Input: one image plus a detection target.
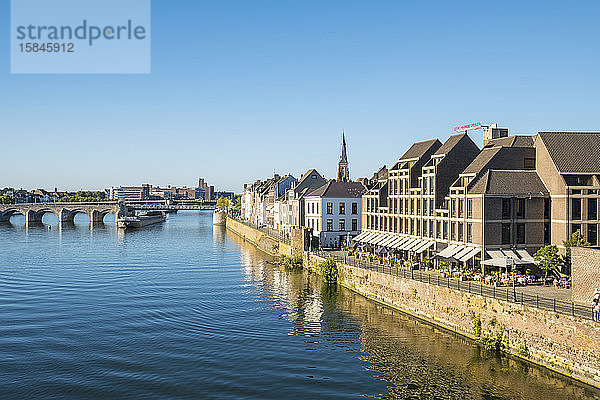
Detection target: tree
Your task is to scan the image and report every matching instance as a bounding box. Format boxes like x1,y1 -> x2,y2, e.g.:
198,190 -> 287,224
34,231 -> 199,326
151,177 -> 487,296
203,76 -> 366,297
562,229 -> 589,275
233,194 -> 242,210
216,196 -> 230,208
534,245 -> 561,280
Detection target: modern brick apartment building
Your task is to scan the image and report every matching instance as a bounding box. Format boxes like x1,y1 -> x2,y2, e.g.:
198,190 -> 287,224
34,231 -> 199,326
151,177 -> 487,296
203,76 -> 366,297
356,126 -> 600,266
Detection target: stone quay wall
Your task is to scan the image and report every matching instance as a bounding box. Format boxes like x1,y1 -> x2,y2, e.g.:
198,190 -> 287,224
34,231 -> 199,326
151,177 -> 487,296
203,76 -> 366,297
305,252 -> 600,389
225,217 -> 294,257
225,219 -> 600,388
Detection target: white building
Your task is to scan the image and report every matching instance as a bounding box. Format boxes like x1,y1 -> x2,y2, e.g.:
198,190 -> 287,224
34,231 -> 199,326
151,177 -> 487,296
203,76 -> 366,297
304,180 -> 366,248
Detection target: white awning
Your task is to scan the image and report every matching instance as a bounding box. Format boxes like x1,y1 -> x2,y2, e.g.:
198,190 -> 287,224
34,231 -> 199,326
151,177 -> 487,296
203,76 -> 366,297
405,239 -> 424,251
516,249 -> 535,262
391,237 -> 409,250
486,250 -> 505,259
356,231 -> 373,243
453,247 -> 473,261
416,241 -> 435,254
388,236 -> 404,249
501,249 -> 521,259
437,244 -> 460,258
458,247 -> 481,262
371,234 -> 388,246
381,235 -> 399,247
399,238 -> 417,250
352,231 -> 366,241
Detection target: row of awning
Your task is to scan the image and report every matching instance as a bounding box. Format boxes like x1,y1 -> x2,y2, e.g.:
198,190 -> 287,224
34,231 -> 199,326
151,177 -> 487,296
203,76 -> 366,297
486,249 -> 535,263
436,245 -> 481,262
353,230 -> 535,264
352,232 -> 435,254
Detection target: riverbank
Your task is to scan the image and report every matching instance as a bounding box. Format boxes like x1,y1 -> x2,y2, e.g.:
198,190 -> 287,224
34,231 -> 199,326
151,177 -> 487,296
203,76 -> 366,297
226,217 -> 600,389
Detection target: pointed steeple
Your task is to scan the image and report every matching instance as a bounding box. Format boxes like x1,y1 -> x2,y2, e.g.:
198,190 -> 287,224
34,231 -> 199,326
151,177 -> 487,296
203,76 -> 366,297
340,131 -> 348,163
337,131 -> 349,182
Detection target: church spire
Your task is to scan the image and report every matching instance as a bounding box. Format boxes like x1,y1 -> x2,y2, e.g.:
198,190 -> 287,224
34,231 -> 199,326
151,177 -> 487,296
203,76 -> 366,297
337,131 -> 349,182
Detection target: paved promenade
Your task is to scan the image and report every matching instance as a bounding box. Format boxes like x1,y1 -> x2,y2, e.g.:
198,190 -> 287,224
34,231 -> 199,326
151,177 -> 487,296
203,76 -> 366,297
316,249 -> 593,320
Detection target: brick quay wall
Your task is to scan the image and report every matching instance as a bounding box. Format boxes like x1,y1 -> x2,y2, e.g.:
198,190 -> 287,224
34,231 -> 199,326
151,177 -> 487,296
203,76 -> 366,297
226,218 -> 600,388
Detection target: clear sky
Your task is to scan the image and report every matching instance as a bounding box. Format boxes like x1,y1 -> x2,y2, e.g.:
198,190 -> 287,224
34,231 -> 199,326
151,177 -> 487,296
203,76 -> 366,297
1,1 -> 600,192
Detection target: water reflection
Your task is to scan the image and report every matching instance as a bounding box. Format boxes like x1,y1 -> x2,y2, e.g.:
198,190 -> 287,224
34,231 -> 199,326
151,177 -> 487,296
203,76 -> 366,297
230,233 -> 600,400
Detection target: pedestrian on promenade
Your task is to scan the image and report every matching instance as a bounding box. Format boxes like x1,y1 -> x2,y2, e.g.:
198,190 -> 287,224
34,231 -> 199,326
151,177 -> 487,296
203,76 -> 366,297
593,289 -> 600,321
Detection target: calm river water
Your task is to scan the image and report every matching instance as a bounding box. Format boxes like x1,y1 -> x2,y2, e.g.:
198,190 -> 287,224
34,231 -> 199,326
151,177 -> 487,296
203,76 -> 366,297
1,211 -> 599,399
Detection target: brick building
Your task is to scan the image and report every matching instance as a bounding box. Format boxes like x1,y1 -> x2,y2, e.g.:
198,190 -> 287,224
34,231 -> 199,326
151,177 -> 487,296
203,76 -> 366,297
355,127 -> 600,268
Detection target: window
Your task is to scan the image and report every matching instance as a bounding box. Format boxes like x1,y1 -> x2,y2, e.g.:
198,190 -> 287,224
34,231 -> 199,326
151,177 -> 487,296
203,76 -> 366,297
316,203 -> 319,214
410,199 -> 414,214
544,198 -> 550,219
416,199 -> 421,215
423,220 -> 428,236
502,199 -> 511,219
572,223 -> 581,235
327,202 -> 333,215
451,222 -> 456,240
458,199 -> 464,217
352,218 -> 358,231
467,199 -> 472,219
458,222 -> 463,241
352,202 -> 358,214
311,203 -> 314,214
502,223 -> 511,244
429,176 -> 434,194
467,223 -> 472,243
524,157 -> 535,169
516,198 -> 525,219
339,219 -> 345,231
589,224 -> 598,246
517,223 -> 525,244
572,198 -> 581,220
436,221 -> 441,238
452,199 -> 457,217
544,222 -> 550,245
589,198 -> 597,220
339,202 -> 345,215
326,219 -> 333,231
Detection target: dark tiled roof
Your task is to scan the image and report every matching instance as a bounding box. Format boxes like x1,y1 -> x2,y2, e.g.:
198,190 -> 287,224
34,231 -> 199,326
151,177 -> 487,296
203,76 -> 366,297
434,133 -> 468,155
306,180 -> 366,198
462,147 -> 502,174
295,169 -> 326,193
538,132 -> 600,173
484,135 -> 534,148
469,170 -> 549,195
399,139 -> 442,161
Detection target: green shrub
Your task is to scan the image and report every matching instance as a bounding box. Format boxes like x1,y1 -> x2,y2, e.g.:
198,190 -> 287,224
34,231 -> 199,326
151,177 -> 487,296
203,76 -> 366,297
282,254 -> 303,270
472,312 -> 482,337
318,258 -> 338,284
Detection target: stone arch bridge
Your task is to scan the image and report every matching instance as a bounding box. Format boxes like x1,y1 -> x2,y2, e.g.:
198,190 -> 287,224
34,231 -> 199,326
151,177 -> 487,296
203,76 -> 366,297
0,202 -> 130,225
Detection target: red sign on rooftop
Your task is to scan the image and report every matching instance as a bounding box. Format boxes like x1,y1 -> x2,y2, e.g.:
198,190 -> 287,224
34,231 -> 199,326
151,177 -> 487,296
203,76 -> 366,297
454,122 -> 482,132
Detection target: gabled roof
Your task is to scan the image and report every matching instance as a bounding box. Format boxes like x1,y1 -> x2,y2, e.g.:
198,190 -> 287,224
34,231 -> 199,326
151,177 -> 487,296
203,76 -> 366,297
306,180 -> 366,198
538,132 -> 600,173
295,168 -> 326,194
462,147 -> 503,175
434,133 -> 470,155
484,135 -> 534,148
469,170 -> 549,195
399,139 -> 442,161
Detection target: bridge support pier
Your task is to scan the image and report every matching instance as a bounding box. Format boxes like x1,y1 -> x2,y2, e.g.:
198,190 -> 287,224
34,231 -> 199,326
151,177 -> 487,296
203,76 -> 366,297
25,210 -> 43,226
90,210 -> 105,224
0,211 -> 10,223
58,209 -> 75,225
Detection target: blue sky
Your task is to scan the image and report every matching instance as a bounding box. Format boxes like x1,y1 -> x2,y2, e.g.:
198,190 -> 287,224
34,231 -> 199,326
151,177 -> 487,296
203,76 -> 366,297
1,1 -> 600,192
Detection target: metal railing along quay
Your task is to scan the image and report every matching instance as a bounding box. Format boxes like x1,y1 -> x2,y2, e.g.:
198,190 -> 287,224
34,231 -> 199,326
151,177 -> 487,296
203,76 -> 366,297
231,218 -> 291,245
312,249 -> 596,321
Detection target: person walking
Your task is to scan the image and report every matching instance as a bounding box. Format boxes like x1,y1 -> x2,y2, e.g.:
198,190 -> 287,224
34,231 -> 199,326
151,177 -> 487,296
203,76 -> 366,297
593,289 -> 600,321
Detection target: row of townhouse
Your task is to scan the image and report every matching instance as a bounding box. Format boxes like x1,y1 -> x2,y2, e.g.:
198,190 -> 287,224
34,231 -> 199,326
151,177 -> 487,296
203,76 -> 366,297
241,134 -> 368,247
356,125 -> 600,267
1,188 -> 71,204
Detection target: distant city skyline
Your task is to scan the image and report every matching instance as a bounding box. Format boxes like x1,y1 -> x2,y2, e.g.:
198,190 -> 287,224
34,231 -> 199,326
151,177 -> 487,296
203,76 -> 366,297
2,1 -> 600,191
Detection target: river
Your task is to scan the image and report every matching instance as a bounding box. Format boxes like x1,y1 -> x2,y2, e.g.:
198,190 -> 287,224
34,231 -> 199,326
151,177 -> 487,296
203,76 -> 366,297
0,211 -> 598,399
